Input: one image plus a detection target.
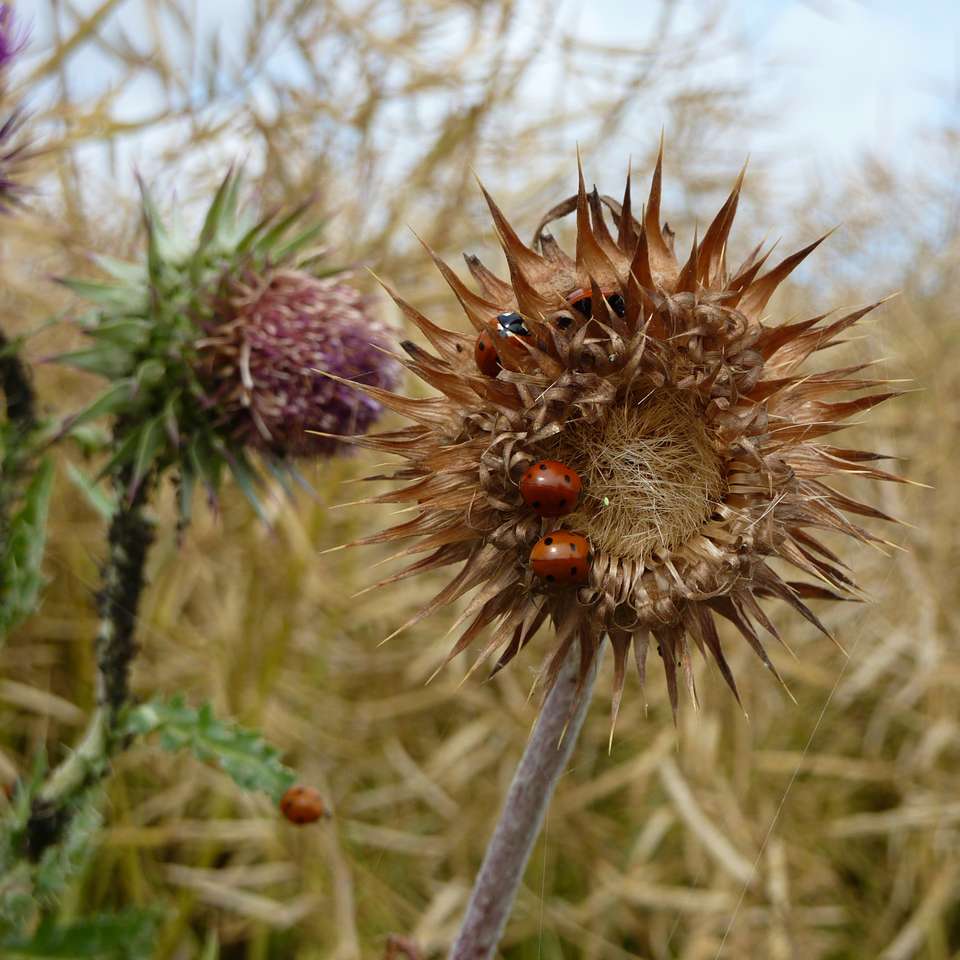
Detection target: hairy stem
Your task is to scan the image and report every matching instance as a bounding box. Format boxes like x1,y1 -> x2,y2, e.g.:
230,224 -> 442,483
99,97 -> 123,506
448,644 -> 601,960
26,481 -> 154,854
0,328 -> 37,435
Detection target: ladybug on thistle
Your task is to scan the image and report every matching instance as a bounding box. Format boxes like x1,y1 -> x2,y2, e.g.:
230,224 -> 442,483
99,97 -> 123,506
519,460 -> 582,517
530,531 -> 591,585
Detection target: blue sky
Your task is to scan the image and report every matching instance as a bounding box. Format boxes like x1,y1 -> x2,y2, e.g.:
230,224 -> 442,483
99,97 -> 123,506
23,0 -> 959,203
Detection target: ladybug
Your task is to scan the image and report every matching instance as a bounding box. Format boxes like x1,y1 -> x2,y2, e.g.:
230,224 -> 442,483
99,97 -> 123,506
530,531 -> 590,585
567,288 -> 626,320
280,784 -> 329,825
474,328 -> 502,376
495,311 -> 530,337
519,460 -> 582,517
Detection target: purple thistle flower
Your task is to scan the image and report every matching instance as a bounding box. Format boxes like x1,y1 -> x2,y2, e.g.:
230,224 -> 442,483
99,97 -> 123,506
0,111 -> 29,211
197,269 -> 400,457
0,5 -> 26,70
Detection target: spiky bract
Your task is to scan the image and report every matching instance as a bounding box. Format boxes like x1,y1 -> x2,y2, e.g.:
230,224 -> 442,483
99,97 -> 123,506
62,171 -> 395,522
346,146 -> 903,724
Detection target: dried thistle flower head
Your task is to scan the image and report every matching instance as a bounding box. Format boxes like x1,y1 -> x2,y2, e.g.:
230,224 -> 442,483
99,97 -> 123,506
61,170 -> 396,522
344,145 -> 904,725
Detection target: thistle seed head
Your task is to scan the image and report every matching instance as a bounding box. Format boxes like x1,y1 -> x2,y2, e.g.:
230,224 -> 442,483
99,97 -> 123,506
342,144 -> 905,725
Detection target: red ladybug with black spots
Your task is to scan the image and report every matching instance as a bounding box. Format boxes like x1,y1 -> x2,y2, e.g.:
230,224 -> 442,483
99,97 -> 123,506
519,460 -> 582,517
530,531 -> 591,585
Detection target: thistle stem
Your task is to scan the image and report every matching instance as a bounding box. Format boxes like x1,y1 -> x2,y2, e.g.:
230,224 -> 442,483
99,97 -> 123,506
0,328 -> 36,435
448,644 -> 601,960
27,480 -> 154,853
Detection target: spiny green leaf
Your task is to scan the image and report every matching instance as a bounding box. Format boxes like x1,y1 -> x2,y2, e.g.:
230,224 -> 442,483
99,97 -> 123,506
65,463 -> 117,522
95,429 -> 141,483
197,167 -> 240,254
272,220 -> 328,264
60,381 -> 134,437
0,908 -> 160,958
224,449 -> 267,522
251,197 -> 315,257
85,319 -> 152,350
129,417 -> 163,493
132,359 -> 165,391
58,278 -> 142,311
121,696 -> 295,801
56,347 -> 132,380
0,458 -> 54,636
187,436 -> 223,499
91,255 -> 144,286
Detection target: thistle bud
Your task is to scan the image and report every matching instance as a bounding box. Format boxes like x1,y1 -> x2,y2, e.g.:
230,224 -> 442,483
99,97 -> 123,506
60,171 -> 397,523
197,268 -> 397,458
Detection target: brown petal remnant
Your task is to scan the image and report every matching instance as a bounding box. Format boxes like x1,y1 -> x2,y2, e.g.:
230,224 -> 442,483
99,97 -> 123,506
341,146 -> 904,722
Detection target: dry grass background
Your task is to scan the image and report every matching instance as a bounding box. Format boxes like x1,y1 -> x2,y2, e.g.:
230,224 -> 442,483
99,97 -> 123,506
1,1 -> 958,957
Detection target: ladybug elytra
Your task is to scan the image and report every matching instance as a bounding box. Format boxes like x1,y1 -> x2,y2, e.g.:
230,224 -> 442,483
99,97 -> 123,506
280,784 -> 329,825
566,288 -> 626,320
474,328 -> 502,376
530,531 -> 590,585
519,460 -> 582,517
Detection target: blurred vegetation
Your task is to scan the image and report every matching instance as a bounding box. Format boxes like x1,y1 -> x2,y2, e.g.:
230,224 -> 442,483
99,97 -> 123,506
0,0 -> 957,957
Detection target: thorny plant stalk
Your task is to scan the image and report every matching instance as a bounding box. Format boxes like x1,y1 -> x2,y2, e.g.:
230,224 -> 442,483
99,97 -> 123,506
27,466 -> 154,853
0,329 -> 35,435
448,643 -> 601,960
0,326 -> 37,543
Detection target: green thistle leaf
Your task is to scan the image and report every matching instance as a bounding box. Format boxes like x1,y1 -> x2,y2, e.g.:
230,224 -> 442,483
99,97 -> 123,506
129,417 -> 163,492
56,347 -> 132,380
197,168 -> 239,254
121,696 -> 295,802
0,909 -> 160,958
61,381 -> 134,437
57,279 -> 142,312
91,255 -> 144,286
0,458 -> 54,636
65,463 -> 117,522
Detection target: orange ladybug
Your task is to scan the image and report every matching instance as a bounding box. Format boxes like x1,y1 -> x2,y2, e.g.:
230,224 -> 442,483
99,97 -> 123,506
474,328 -> 502,376
530,531 -> 590,585
567,288 -> 626,320
519,460 -> 582,517
280,784 -> 329,825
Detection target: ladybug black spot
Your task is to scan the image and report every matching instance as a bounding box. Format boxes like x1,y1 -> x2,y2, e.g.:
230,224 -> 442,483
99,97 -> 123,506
569,543 -> 576,552
539,463 -> 547,470
572,297 -> 592,317
478,342 -> 486,351
546,574 -> 555,582
544,537 -> 553,545
570,566 -> 578,576
564,475 -> 571,483
607,293 -> 626,318
556,315 -> 573,329
532,500 -> 541,508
